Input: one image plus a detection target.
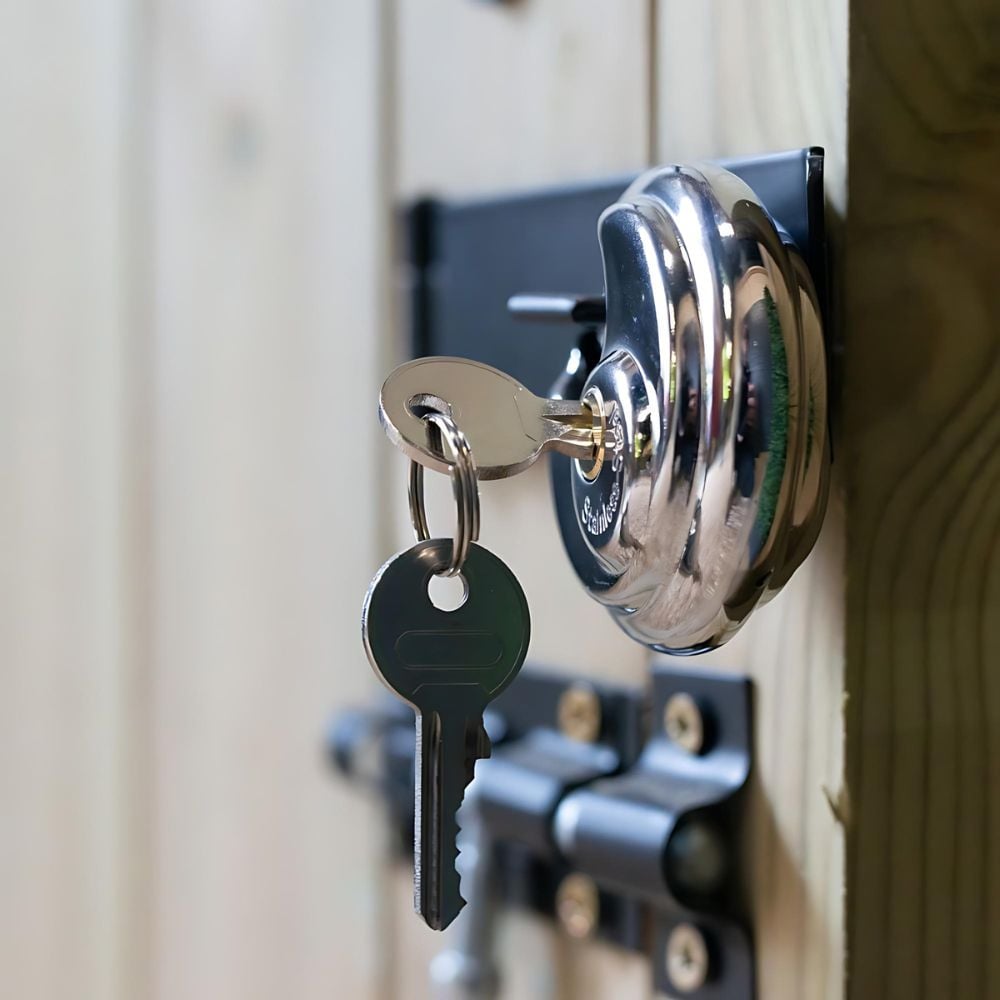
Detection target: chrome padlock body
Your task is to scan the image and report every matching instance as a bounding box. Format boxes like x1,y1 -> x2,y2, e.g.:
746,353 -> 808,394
553,163 -> 830,654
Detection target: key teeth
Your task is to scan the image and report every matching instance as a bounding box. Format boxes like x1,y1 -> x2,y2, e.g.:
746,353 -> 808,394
418,717 -> 494,932
435,813 -> 465,931
464,720 -> 493,787
444,722 -> 492,929
479,724 -> 493,761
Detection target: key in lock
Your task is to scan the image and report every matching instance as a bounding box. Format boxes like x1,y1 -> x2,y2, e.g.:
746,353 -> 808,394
379,161 -> 831,656
379,355 -> 606,481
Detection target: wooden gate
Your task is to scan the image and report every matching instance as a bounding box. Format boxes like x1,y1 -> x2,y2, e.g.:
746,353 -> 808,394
5,1 -> 999,998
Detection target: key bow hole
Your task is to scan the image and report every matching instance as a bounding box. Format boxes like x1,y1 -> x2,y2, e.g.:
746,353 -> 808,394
427,571 -> 468,612
407,394 -> 456,461
407,393 -> 452,421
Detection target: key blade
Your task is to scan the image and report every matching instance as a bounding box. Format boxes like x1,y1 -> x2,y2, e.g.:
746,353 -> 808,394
361,539 -> 530,931
379,357 -> 600,480
415,710 -> 491,931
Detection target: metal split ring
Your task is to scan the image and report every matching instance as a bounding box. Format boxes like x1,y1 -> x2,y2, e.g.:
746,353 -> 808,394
408,412 -> 480,577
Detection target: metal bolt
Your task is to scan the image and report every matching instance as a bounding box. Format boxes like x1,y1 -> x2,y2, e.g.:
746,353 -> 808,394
665,923 -> 710,993
665,819 -> 728,898
558,684 -> 602,743
555,873 -> 600,939
664,692 -> 705,754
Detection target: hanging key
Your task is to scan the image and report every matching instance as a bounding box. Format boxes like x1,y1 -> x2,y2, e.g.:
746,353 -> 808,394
362,538 -> 530,930
379,356 -> 606,481
363,409 -> 528,931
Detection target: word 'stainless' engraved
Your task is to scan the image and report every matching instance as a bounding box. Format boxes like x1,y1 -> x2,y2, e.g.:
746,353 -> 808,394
608,401 -> 626,474
580,402 -> 625,537
581,483 -> 621,536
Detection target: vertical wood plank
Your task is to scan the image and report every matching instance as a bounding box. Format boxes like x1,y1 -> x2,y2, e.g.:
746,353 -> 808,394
396,0 -> 654,199
655,3 -> 849,998
657,0 -> 848,209
389,2 -> 652,998
0,3 -> 136,999
149,3 -> 388,998
656,504 -> 846,1000
845,2 -> 1000,998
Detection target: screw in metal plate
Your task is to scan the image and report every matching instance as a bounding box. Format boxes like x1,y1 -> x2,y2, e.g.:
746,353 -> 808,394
665,922 -> 710,993
664,692 -> 705,754
555,873 -> 600,940
557,684 -> 602,743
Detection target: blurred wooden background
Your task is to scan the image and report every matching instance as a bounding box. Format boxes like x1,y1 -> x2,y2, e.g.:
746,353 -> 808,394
10,2 -> 994,999
0,1 -> 846,998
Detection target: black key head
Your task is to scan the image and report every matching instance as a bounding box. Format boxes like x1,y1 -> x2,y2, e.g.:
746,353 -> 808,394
362,540 -> 530,715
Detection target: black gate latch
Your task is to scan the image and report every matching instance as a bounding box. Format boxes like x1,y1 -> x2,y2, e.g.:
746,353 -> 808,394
330,664 -> 754,999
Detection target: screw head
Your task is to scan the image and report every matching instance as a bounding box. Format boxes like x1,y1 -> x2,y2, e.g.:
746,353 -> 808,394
558,684 -> 602,743
664,692 -> 705,754
665,922 -> 710,993
555,873 -> 600,939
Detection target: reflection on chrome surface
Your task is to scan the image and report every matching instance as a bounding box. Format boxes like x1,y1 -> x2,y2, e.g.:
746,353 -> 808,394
555,164 -> 830,653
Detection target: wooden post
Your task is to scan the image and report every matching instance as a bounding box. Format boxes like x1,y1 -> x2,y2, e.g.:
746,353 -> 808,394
845,3 -> 1000,998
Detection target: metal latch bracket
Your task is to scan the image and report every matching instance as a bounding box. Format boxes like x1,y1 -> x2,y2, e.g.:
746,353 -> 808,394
331,664 -> 754,997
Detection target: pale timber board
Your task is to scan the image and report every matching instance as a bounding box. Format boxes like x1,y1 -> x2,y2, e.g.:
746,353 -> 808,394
148,3 -> 388,999
388,1 -> 653,998
656,0 -> 848,213
844,3 -> 1000,998
654,500 -> 846,1000
0,4 -> 139,999
655,3 -> 849,998
395,0 -> 654,199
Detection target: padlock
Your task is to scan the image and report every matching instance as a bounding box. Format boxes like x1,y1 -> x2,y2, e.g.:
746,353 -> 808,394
380,161 -> 830,655
545,163 -> 830,653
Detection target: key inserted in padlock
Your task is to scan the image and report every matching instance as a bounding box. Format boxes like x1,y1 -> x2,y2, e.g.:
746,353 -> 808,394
379,356 -> 606,481
378,160 -> 830,656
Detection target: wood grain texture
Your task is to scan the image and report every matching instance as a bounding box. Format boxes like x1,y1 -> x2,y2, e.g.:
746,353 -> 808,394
656,0 -> 848,210
655,3 -> 849,997
148,3 -> 388,998
387,1 -> 851,997
395,0 -> 653,199
388,1 -> 653,996
845,3 -> 1000,998
657,499 -> 846,1000
0,5 -> 137,998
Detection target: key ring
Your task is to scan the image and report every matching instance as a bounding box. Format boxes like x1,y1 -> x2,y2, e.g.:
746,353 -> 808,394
408,411 -> 480,577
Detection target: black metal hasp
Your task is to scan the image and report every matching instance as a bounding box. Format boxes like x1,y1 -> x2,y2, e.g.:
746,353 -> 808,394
407,148 -> 825,400
553,667 -> 755,998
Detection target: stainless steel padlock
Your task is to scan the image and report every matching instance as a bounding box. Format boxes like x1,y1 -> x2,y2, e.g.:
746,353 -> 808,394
380,162 -> 830,655
547,162 -> 830,653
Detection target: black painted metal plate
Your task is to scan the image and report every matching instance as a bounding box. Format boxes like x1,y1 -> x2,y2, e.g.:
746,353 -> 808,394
406,148 -> 826,397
